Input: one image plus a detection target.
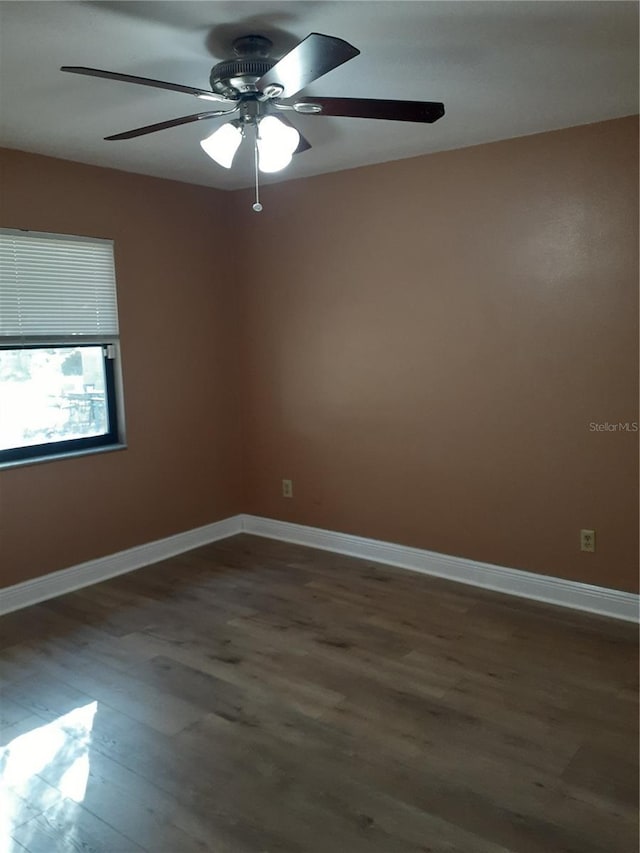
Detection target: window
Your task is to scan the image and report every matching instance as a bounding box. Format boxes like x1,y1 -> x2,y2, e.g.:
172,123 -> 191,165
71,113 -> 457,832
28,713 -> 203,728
0,229 -> 124,464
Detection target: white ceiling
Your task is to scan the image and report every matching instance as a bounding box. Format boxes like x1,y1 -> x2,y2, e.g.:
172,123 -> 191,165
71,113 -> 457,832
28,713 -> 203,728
0,1 -> 637,191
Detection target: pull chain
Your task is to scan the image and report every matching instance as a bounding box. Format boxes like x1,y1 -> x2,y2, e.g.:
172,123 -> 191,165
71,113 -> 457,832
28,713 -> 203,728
252,134 -> 262,213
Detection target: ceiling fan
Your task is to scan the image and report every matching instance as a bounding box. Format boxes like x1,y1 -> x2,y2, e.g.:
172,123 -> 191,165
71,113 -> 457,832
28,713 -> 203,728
61,32 -> 445,210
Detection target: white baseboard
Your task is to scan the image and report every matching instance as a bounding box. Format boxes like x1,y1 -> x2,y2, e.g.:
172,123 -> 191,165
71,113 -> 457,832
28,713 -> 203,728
240,515 -> 640,623
2,513 -> 637,623
0,515 -> 243,616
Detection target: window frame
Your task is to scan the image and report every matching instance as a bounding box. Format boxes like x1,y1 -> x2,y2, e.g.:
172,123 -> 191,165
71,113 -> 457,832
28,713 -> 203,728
0,341 -> 123,465
0,229 -> 126,467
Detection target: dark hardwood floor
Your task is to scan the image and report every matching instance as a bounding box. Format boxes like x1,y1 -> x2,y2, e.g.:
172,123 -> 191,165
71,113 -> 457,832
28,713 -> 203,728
1,534 -> 638,853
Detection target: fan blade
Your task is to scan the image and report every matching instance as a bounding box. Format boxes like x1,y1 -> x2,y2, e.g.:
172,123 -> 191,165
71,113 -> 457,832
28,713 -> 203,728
293,97 -> 445,123
60,66 -> 231,102
256,33 -> 359,99
104,109 -> 237,140
276,115 -> 312,154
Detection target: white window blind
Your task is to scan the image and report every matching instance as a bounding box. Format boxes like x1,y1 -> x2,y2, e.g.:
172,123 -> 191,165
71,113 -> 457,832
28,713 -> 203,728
0,229 -> 119,339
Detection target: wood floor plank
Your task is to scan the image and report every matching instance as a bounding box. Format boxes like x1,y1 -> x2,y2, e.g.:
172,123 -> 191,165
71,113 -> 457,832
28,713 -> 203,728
0,695 -> 37,731
37,746 -> 211,853
10,797 -> 145,853
3,646 -> 207,736
1,533 -> 637,852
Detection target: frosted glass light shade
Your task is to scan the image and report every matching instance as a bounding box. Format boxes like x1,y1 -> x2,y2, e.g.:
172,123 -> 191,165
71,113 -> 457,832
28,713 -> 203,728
257,116 -> 300,173
200,123 -> 242,168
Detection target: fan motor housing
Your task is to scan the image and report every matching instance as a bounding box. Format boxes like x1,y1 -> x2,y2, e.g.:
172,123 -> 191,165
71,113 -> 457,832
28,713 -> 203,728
209,58 -> 276,97
210,34 -> 276,98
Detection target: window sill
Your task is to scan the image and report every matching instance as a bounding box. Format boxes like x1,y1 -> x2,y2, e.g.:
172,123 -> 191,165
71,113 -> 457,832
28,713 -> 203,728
0,443 -> 127,471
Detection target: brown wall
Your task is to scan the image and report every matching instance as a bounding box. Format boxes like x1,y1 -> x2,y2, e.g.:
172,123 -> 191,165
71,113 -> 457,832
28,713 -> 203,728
237,117 -> 639,593
0,149 -> 243,588
2,117 -> 638,594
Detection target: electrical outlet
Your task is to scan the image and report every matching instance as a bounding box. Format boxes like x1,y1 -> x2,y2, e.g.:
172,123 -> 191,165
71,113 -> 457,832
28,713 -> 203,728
580,529 -> 596,553
282,479 -> 293,498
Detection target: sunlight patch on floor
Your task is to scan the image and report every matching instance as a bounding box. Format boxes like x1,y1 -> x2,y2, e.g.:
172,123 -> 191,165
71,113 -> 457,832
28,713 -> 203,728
0,701 -> 97,849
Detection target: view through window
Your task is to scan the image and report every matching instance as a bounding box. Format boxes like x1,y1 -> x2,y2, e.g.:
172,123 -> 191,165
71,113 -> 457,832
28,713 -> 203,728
0,346 -> 110,451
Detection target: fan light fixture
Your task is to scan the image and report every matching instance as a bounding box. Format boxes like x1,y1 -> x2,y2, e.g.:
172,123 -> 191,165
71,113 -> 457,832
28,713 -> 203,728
200,115 -> 299,173
257,116 -> 300,173
199,123 -> 242,168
